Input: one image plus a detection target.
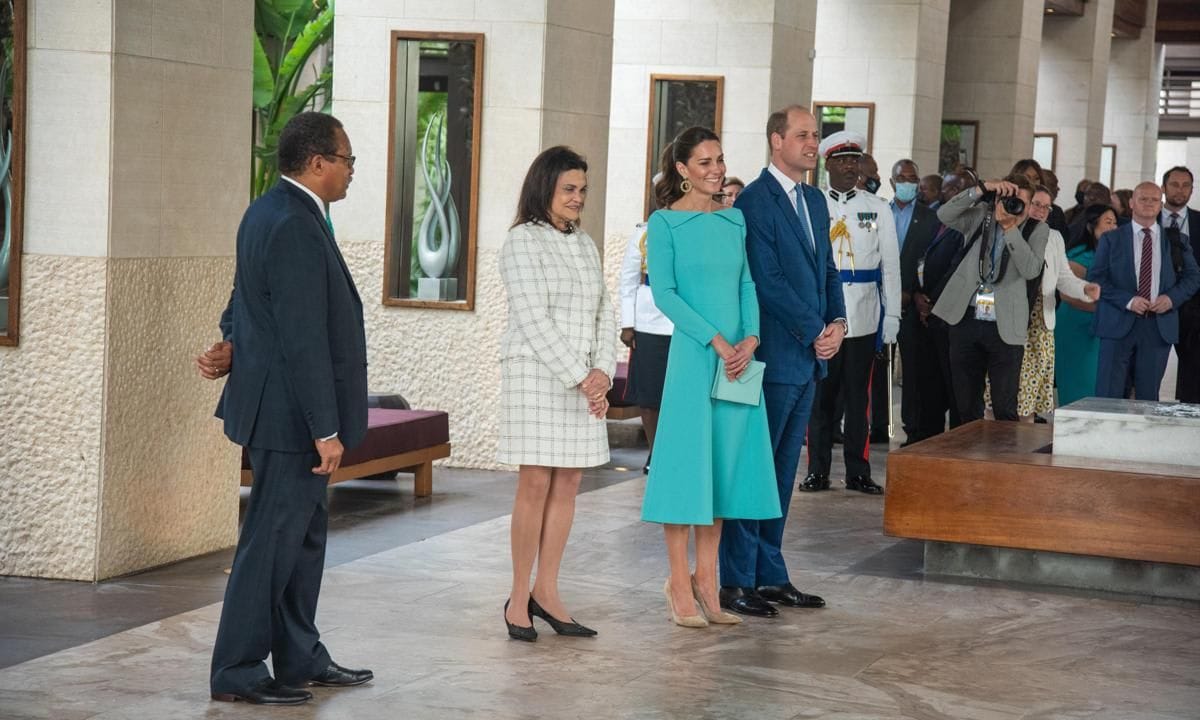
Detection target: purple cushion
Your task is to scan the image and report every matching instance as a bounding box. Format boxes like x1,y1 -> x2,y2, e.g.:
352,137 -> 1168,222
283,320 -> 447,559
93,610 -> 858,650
607,361 -> 632,406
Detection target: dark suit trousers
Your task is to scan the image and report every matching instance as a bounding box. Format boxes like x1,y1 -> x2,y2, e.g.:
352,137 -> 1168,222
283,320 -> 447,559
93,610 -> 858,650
720,379 -> 815,588
1176,304 -> 1200,403
870,346 -> 890,440
211,447 -> 332,693
899,310 -> 950,441
928,316 -> 961,429
948,313 -> 1024,423
1096,315 -> 1171,401
808,334 -> 876,478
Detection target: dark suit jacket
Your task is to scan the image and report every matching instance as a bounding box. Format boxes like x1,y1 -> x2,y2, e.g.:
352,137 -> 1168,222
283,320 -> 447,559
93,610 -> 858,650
1166,208 -> 1200,346
217,180 -> 368,453
735,167 -> 846,386
1087,222 -> 1200,345
897,201 -> 938,313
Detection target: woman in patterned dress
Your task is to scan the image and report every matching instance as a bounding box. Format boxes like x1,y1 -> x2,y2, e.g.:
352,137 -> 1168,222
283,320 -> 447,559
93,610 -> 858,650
498,147 -> 616,641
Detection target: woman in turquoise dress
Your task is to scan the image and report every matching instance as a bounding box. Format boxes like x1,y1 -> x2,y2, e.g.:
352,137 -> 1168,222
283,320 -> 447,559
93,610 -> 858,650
641,127 -> 781,629
1055,204 -> 1117,406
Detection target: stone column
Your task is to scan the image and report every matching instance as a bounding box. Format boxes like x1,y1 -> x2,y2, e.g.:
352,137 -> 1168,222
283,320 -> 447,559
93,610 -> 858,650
1,0 -> 250,580
1036,0 -> 1115,193
812,0 -> 950,180
943,0 -> 1045,179
1104,2 -> 1163,190
332,0 -> 615,470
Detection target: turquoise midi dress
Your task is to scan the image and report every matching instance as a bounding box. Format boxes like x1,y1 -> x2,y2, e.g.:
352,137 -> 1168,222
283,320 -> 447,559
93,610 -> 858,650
1054,245 -> 1099,407
640,208 -> 782,525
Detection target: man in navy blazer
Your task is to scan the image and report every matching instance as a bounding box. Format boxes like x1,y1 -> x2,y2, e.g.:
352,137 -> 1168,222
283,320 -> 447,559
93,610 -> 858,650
1161,166 -> 1200,402
197,113 -> 372,705
718,106 -> 847,618
1088,181 -> 1200,401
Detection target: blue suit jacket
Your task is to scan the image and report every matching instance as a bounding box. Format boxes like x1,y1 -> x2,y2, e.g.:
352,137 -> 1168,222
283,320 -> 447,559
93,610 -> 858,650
735,168 -> 846,385
1087,222 -> 1200,345
216,180 -> 368,452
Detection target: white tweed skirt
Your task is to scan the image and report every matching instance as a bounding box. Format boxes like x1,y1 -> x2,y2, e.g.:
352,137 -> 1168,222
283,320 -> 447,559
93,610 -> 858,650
498,357 -> 610,468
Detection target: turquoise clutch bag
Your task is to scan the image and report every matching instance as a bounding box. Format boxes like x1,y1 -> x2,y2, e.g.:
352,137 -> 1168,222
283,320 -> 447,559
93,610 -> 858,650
711,360 -> 765,406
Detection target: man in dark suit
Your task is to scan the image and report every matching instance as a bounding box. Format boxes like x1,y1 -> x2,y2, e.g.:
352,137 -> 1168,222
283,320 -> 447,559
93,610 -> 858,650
889,159 -> 944,444
1161,166 -> 1200,402
1090,181 -> 1200,401
196,112 -> 372,705
719,105 -> 846,618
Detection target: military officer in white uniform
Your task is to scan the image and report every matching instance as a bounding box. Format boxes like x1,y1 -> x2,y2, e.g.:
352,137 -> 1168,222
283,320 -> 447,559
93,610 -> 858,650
801,131 -> 901,495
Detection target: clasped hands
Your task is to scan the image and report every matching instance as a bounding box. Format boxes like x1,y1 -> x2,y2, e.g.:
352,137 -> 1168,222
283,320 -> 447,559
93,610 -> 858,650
196,341 -> 232,379
712,335 -> 758,381
1130,294 -> 1172,316
578,368 -> 611,419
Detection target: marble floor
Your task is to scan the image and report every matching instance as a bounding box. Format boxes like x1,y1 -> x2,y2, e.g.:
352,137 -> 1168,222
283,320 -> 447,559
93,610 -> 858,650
2,442 -> 1198,719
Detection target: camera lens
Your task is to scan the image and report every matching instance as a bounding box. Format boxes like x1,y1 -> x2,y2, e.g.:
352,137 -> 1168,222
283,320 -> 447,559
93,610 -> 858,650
1003,197 -> 1025,215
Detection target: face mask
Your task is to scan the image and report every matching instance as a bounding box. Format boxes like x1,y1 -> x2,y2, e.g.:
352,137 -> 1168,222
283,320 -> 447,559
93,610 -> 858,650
1075,190 -> 1085,205
863,177 -> 881,194
894,182 -> 918,203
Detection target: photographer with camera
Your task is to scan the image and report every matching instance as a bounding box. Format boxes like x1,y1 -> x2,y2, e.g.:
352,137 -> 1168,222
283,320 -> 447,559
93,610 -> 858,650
931,175 -> 1047,423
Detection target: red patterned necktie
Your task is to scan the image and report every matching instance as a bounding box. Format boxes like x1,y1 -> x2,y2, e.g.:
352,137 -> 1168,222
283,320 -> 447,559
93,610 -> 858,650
1137,227 -> 1153,300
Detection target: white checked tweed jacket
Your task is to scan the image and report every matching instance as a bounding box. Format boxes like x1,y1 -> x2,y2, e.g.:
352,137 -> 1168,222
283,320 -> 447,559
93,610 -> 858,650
498,222 -> 617,467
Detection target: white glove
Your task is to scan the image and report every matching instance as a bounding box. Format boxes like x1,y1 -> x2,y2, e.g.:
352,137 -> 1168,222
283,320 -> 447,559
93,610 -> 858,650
882,315 -> 900,345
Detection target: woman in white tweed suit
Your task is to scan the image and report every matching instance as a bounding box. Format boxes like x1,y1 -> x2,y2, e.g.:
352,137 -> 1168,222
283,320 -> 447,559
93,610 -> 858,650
499,146 -> 617,642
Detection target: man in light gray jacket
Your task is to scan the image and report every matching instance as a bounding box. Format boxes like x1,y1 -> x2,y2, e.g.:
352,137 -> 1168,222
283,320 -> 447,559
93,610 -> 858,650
932,174 -> 1047,423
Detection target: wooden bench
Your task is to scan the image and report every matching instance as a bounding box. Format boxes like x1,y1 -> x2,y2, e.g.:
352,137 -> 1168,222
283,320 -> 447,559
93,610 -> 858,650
606,360 -> 641,420
883,421 -> 1200,566
241,408 -> 451,497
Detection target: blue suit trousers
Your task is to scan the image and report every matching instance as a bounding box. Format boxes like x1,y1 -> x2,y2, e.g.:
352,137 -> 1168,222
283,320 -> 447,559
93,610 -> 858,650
719,380 -> 815,588
1095,315 -> 1171,401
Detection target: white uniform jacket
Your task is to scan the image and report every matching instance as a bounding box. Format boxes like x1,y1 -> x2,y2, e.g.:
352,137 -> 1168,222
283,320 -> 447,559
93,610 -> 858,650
823,188 -> 901,340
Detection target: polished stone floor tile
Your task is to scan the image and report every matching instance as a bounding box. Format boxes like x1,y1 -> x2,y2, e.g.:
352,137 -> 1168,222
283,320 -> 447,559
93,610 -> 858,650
1,441 -> 1197,719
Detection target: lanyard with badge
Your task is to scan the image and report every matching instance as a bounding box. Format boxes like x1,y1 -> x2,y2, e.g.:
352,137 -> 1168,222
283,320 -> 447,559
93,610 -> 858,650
973,215 -> 1008,322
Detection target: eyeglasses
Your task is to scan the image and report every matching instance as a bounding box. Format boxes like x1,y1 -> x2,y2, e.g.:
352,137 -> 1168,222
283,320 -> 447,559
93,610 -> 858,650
1030,202 -> 1052,211
325,153 -> 356,168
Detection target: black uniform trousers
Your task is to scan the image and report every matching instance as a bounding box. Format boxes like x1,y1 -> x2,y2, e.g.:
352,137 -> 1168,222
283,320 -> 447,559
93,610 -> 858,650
210,447 -> 332,694
928,316 -> 962,429
808,334 -> 877,478
869,346 -> 890,442
899,310 -> 951,441
948,311 -> 1024,423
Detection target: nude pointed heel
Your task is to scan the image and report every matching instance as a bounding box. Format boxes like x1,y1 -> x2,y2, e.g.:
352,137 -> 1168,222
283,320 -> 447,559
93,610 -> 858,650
691,576 -> 742,625
664,579 -> 708,628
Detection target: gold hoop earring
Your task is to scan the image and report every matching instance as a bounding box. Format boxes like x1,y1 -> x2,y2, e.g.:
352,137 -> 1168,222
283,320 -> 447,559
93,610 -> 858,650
680,178 -> 693,194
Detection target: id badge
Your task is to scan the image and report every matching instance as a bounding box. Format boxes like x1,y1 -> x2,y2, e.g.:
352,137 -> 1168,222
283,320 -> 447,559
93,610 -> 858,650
974,289 -> 997,322
917,258 -> 926,288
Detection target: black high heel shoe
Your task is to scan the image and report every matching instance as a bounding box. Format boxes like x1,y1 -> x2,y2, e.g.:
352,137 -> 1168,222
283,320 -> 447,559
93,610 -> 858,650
528,597 -> 598,637
504,599 -> 537,642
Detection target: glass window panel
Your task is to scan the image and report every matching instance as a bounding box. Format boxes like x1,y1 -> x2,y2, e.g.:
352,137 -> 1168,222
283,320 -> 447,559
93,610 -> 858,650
1,0 -> 25,344
644,75 -> 723,214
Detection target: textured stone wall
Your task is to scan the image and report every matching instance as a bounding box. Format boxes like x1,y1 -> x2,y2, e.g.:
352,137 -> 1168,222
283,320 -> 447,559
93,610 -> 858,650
96,257 -> 239,580
0,255 -> 107,580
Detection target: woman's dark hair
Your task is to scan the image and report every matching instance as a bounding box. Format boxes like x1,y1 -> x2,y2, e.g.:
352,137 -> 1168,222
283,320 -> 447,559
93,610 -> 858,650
1071,203 -> 1115,252
512,146 -> 588,230
1010,158 -> 1043,184
722,176 -> 745,190
278,112 -> 344,175
1114,188 -> 1133,218
654,126 -> 721,209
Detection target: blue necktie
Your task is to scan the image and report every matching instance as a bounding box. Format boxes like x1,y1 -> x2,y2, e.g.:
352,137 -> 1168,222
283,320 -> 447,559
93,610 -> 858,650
794,183 -> 813,248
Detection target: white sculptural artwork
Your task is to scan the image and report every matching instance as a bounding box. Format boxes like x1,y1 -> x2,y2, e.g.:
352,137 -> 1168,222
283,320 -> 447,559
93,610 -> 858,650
415,111 -> 461,300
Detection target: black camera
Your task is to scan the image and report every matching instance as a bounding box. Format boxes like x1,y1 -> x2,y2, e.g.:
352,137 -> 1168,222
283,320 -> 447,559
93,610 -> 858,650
979,190 -> 1025,216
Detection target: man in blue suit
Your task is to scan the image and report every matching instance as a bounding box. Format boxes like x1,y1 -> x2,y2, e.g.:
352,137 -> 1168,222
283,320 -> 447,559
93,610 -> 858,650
197,113 -> 372,705
1088,181 -> 1200,401
719,106 -> 847,617
1160,166 -> 1200,402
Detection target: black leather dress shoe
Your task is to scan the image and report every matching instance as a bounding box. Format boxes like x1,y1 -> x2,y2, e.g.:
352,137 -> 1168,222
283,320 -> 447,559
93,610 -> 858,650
718,587 -> 778,617
212,679 -> 312,705
529,597 -> 597,637
798,473 -> 831,492
756,583 -> 826,608
308,662 -> 374,687
845,475 -> 884,495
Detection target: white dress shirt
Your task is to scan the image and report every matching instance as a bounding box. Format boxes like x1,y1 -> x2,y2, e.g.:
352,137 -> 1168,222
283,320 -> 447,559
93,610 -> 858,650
618,223 -> 674,335
1129,220 -> 1162,304
767,163 -> 815,248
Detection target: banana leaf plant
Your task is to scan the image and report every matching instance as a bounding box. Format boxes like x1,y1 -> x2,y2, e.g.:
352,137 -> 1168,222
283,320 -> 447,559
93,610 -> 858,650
251,0 -> 334,200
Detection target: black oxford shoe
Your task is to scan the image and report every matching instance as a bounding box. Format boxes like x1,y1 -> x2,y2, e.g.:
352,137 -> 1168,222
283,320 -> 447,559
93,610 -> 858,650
799,473 -> 831,492
844,475 -> 884,495
719,587 -> 778,617
308,662 -> 374,687
756,583 -> 826,608
211,679 -> 312,705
